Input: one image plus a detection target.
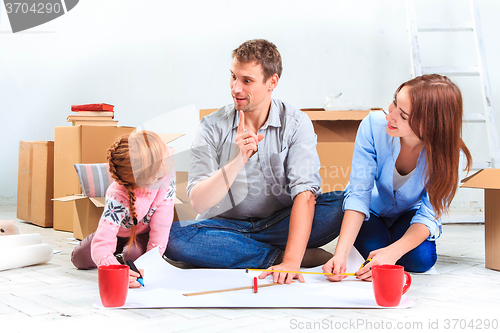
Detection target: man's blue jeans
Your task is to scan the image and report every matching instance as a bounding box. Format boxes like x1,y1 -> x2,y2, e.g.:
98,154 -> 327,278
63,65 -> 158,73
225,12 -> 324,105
165,191 -> 345,269
353,209 -> 437,273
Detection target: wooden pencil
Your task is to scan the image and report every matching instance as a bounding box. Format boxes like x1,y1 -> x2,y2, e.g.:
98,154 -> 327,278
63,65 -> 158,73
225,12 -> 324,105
183,282 -> 284,297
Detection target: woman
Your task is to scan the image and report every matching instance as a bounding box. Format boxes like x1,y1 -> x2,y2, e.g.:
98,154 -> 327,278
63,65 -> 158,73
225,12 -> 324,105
323,74 -> 472,281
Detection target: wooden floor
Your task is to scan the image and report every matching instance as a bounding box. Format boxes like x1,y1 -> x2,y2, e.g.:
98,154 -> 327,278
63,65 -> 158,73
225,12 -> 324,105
1,200 -> 499,332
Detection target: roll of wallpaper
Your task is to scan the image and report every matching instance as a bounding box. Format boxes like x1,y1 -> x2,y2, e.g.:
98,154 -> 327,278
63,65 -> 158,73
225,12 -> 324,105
0,234 -> 42,249
0,243 -> 54,271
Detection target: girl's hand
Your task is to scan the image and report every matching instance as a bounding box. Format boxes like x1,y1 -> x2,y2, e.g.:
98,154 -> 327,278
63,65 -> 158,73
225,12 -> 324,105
322,255 -> 349,282
355,247 -> 400,281
129,268 -> 144,288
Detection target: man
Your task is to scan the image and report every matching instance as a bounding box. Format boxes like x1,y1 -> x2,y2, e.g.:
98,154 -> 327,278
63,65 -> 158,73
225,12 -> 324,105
165,39 -> 344,284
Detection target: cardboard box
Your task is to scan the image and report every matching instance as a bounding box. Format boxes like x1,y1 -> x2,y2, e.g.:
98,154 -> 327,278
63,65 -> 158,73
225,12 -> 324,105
200,108 -> 218,120
301,109 -> 370,192
173,171 -> 198,222
17,141 -> 54,227
199,108 -> 371,192
53,125 -> 135,232
461,169 -> 500,271
52,195 -> 105,240
53,133 -> 185,239
54,173 -> 189,240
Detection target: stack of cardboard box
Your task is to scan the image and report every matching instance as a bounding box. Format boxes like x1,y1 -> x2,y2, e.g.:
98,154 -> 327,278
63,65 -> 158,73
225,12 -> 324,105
52,125 -> 135,237
16,103 -> 135,239
52,132 -> 186,240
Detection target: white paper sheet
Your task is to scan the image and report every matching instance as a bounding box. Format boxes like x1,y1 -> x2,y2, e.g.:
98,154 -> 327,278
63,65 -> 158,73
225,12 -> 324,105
94,247 -> 414,309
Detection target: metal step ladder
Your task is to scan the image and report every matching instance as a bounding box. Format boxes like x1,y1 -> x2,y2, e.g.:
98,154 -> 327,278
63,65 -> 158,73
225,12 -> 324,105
406,0 -> 500,169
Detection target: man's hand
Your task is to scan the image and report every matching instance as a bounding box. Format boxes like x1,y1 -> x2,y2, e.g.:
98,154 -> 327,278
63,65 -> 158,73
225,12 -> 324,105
257,192 -> 316,285
234,111 -> 264,163
258,261 -> 305,284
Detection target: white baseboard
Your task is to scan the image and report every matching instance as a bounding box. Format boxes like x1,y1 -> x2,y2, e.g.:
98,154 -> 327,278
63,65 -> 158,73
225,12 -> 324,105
442,211 -> 484,224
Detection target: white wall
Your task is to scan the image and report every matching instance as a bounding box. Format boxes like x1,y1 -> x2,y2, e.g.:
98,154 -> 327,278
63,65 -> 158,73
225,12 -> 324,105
1,0 -> 499,213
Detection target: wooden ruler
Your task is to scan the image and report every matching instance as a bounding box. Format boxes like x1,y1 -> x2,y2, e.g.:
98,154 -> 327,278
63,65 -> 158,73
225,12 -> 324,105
183,282 -> 291,297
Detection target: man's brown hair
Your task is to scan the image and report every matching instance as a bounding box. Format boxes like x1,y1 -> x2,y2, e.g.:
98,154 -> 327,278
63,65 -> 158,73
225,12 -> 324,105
232,39 -> 282,81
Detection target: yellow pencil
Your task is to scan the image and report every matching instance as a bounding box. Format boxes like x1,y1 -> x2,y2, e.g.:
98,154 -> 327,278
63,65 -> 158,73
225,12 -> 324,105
359,258 -> 372,270
245,268 -> 356,276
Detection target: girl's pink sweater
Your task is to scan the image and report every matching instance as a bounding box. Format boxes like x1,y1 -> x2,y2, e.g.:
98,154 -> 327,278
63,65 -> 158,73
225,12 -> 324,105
91,169 -> 176,266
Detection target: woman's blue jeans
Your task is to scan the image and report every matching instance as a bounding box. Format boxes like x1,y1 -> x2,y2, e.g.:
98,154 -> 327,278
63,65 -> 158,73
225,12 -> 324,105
353,209 -> 437,273
165,191 -> 345,269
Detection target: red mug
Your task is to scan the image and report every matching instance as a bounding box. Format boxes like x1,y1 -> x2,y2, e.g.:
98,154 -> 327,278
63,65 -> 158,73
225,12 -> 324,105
98,264 -> 129,307
372,264 -> 411,307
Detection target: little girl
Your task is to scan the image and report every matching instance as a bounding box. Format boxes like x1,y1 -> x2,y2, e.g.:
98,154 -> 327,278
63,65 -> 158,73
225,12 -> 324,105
71,130 -> 176,287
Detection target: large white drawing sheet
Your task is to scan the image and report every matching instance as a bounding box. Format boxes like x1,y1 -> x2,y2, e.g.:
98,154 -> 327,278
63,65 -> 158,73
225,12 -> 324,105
95,247 -> 414,309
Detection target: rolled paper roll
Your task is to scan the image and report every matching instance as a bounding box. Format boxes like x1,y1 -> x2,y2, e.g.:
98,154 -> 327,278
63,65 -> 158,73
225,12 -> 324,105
0,243 -> 54,271
0,234 -> 42,249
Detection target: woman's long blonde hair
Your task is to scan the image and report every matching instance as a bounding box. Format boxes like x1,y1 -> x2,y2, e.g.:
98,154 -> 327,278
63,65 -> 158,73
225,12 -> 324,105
107,131 -> 167,245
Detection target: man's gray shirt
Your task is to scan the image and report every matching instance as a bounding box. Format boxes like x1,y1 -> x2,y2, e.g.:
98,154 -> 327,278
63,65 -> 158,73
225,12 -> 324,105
188,99 -> 322,220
